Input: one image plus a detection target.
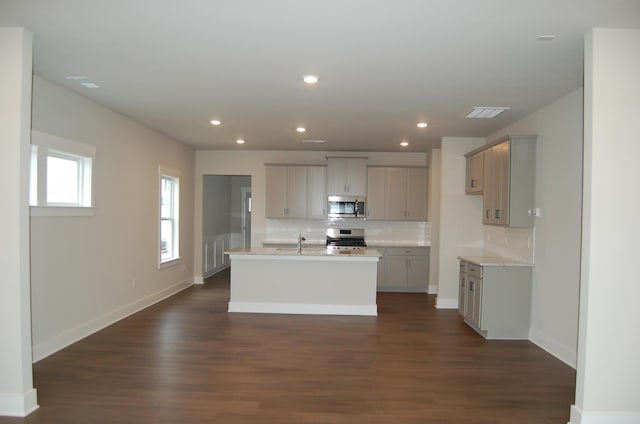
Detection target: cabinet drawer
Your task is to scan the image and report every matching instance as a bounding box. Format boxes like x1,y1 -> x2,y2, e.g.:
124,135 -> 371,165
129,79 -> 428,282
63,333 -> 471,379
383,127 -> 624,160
459,260 -> 467,273
385,247 -> 428,257
466,263 -> 483,278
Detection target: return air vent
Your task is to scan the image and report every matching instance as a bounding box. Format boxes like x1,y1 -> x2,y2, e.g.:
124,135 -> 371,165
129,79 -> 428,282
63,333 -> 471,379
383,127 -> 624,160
465,107 -> 510,119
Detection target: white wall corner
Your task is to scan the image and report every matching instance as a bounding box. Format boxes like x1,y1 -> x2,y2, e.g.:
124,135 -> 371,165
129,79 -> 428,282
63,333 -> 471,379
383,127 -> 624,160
194,275 -> 204,284
428,284 -> 438,294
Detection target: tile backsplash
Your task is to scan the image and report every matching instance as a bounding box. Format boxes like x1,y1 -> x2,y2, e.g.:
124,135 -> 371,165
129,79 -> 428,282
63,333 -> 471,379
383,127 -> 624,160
265,219 -> 430,246
483,226 -> 534,263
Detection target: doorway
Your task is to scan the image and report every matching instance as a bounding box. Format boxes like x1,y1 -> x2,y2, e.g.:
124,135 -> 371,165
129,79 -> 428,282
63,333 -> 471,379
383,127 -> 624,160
202,175 -> 251,278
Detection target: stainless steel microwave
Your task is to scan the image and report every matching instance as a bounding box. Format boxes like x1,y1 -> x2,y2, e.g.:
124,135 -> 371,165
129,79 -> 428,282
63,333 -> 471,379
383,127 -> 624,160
327,196 -> 366,218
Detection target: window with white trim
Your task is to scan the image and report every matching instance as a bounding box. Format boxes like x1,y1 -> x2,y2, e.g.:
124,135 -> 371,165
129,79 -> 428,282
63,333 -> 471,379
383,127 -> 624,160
159,166 -> 180,266
30,130 -> 95,216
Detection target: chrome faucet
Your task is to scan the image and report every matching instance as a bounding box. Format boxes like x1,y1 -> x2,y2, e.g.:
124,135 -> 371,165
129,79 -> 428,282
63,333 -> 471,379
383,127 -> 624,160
297,233 -> 306,253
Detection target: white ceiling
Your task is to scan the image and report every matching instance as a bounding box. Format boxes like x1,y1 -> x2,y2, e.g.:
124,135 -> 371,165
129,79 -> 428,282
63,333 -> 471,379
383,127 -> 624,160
1,0 -> 639,152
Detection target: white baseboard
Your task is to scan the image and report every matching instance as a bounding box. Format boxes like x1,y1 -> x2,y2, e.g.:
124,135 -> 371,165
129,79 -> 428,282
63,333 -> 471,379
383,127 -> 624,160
194,275 -> 204,284
0,389 -> 38,417
569,405 -> 640,424
428,284 -> 438,294
529,328 -> 577,368
228,301 -> 378,316
435,296 -> 457,309
32,280 -> 193,362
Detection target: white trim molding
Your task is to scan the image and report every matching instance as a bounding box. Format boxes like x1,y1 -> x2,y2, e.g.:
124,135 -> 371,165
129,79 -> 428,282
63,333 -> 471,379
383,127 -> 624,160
32,280 -> 193,362
228,302 -> 377,316
529,328 -> 577,369
570,405 -> 640,424
435,296 -> 457,309
0,389 -> 38,417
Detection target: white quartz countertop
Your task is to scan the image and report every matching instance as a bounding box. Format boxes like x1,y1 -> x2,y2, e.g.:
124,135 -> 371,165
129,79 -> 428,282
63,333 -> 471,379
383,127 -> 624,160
227,247 -> 383,258
262,239 -> 430,248
458,256 -> 533,267
367,240 -> 430,247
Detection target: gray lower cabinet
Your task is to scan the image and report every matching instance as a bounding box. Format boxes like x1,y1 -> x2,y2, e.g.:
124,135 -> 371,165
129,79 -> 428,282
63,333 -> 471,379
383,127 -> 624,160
458,260 -> 532,339
376,247 -> 429,292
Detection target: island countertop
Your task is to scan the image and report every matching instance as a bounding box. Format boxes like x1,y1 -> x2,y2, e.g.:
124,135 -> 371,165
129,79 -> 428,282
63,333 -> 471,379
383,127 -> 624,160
458,255 -> 533,267
226,247 -> 382,260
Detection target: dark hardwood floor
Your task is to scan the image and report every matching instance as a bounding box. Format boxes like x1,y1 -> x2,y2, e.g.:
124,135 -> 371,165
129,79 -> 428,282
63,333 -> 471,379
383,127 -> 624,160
1,269 -> 576,423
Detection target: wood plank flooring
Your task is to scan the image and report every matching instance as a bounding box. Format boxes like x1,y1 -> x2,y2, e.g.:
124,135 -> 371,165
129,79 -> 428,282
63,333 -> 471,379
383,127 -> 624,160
1,269 -> 575,423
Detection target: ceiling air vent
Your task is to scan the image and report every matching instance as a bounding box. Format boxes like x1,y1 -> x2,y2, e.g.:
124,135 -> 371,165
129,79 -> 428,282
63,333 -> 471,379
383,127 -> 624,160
302,139 -> 326,144
465,107 -> 510,119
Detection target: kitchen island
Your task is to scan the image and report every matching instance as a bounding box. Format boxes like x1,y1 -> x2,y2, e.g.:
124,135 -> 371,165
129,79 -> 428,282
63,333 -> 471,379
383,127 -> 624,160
225,247 -> 382,316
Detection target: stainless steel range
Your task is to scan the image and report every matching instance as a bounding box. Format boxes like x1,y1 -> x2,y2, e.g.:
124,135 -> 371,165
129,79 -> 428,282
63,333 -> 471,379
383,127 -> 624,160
326,228 -> 367,251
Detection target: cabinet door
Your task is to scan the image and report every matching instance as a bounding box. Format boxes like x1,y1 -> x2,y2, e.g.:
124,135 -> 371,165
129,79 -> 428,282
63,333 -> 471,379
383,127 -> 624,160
346,158 -> 367,196
406,168 -> 427,220
458,271 -> 467,317
465,275 -> 482,327
494,141 -> 510,226
385,167 -> 408,220
375,249 -> 386,289
306,166 -> 326,219
265,166 -> 287,218
482,148 -> 494,224
465,152 -> 484,194
406,254 -> 429,290
286,166 -> 307,218
327,158 -> 349,195
366,167 -> 386,219
384,256 -> 409,288
471,276 -> 483,328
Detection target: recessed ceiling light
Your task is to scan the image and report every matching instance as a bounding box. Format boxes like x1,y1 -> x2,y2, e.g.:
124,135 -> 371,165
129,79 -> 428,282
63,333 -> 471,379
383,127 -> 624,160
400,141 -> 409,147
465,107 -> 510,119
536,35 -> 556,41
303,75 -> 319,84
417,122 -> 428,128
296,127 -> 306,133
210,119 -> 221,126
236,139 -> 245,144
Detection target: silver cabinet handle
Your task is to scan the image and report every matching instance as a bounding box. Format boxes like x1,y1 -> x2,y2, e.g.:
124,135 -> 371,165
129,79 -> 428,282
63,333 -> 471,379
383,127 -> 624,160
495,209 -> 501,219
471,179 -> 476,188
470,281 -> 474,292
486,209 -> 490,219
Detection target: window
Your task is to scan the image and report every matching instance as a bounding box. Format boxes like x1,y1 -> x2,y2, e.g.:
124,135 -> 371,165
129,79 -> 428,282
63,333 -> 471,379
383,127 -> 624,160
30,130 -> 95,216
159,166 -> 180,266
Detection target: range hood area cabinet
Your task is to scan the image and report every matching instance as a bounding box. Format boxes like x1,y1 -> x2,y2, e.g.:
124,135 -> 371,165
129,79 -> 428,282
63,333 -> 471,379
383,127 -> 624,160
326,157 -> 367,196
366,167 -> 428,221
265,165 -> 327,219
465,135 -> 536,227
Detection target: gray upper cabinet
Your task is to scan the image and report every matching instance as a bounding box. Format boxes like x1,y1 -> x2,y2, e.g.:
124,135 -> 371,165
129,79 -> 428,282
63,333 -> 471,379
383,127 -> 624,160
265,165 -> 307,218
465,151 -> 484,194
366,167 -> 427,221
266,165 -> 327,219
306,166 -> 327,219
327,157 -> 367,196
366,167 -> 386,219
466,135 -> 536,227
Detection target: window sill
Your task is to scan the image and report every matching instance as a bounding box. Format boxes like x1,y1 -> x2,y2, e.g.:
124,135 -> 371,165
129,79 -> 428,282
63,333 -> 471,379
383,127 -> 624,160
159,257 -> 182,270
31,206 -> 95,217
